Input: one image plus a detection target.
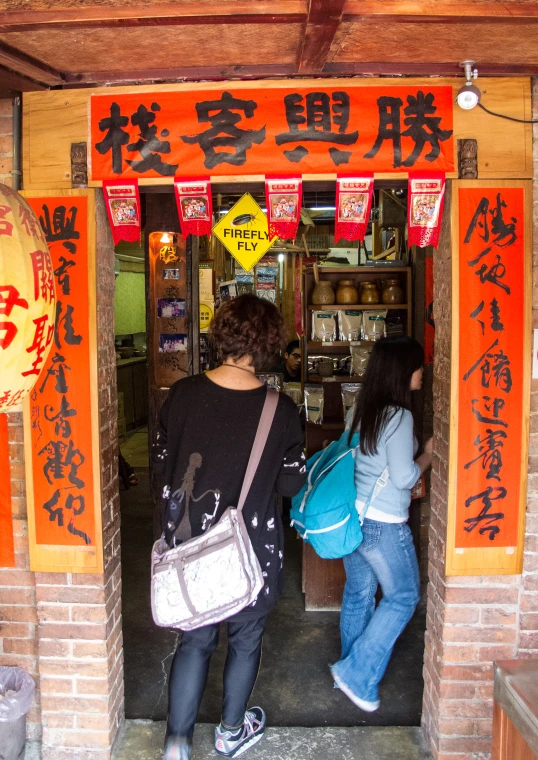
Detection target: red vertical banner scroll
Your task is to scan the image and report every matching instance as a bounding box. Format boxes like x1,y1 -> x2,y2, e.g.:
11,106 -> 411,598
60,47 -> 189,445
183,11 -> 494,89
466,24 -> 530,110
334,174 -> 374,243
265,177 -> 302,241
23,191 -> 103,573
0,414 -> 15,567
447,181 -> 531,576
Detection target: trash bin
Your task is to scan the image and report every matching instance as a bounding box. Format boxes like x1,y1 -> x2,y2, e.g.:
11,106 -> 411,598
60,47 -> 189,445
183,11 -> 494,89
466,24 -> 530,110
0,667 -> 35,760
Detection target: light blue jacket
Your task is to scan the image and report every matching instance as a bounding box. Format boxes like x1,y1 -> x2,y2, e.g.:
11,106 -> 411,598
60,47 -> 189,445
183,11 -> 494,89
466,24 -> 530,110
347,407 -> 420,520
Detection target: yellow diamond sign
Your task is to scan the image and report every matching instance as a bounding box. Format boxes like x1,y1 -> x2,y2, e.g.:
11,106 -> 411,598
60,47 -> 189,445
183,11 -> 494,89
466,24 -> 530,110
212,193 -> 275,272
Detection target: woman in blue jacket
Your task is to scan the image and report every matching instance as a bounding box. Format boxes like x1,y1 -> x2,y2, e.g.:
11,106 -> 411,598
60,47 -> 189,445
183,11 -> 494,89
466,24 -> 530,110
331,336 -> 432,712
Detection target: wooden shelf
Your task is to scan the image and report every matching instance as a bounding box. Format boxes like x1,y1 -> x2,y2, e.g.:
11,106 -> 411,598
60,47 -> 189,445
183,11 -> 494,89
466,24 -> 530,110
307,303 -> 407,310
307,375 -> 363,383
315,266 -> 409,274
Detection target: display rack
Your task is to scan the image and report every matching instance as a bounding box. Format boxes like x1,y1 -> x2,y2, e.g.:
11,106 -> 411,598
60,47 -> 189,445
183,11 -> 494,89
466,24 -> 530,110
301,265 -> 412,611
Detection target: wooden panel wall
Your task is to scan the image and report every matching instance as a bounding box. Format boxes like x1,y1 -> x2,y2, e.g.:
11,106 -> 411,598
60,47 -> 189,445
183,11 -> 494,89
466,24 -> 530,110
22,77 -> 532,192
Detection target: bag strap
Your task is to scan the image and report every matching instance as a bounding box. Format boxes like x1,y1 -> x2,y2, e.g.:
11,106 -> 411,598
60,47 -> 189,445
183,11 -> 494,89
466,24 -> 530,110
357,466 -> 389,524
237,389 -> 279,514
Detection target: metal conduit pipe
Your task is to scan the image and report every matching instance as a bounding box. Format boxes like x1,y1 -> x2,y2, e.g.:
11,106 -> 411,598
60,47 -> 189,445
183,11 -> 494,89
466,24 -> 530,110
12,94 -> 22,191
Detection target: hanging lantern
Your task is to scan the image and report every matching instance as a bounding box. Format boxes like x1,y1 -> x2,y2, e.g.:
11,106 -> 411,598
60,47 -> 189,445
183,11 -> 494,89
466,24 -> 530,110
0,184 -> 56,413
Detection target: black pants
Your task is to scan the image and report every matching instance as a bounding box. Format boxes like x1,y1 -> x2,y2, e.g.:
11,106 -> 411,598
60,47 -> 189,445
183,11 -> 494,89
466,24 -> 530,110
166,615 -> 267,742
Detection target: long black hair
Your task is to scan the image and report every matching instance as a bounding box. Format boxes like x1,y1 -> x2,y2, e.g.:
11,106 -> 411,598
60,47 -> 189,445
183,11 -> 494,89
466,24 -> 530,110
349,336 -> 424,455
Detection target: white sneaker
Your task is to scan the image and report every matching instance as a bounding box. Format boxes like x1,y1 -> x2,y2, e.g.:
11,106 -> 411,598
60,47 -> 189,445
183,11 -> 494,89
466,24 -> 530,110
330,666 -> 380,712
215,707 -> 266,757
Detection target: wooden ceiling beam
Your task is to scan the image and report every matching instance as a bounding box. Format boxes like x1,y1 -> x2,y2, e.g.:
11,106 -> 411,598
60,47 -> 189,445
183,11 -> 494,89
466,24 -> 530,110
63,64 -> 299,86
0,40 -> 64,86
323,61 -> 538,76
0,65 -> 48,94
343,0 -> 538,21
298,0 -> 347,74
0,1 -> 306,29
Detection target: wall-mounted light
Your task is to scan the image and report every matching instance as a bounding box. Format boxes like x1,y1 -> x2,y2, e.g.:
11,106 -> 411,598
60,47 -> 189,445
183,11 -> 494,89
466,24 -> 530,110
160,232 -> 172,244
456,60 -> 481,110
278,253 -> 285,263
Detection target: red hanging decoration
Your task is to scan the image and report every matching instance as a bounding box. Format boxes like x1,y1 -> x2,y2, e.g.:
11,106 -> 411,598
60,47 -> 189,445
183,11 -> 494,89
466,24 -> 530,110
334,174 -> 374,243
174,177 -> 213,237
102,179 -> 141,245
265,176 -> 302,241
407,172 -> 446,249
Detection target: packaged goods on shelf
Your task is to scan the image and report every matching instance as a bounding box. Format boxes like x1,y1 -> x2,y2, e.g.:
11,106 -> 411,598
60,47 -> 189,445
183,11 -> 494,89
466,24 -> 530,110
311,310 -> 337,342
304,384 -> 324,424
338,309 -> 362,342
283,382 -> 302,406
350,343 -> 373,377
362,310 -> 387,341
341,383 -> 362,418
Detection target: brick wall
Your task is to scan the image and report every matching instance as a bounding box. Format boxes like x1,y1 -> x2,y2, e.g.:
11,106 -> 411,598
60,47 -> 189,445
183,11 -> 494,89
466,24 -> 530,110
422,85 -> 538,759
36,190 -> 123,759
0,98 -> 42,746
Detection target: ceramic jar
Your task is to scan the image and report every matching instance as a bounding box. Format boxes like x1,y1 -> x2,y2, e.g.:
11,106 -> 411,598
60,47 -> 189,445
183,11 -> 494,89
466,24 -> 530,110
311,280 -> 335,305
381,278 -> 404,305
317,358 -> 334,377
360,281 -> 380,305
336,279 -> 359,305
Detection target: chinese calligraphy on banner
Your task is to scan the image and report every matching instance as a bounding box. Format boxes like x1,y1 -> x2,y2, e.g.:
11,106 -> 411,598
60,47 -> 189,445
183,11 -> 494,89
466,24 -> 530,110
447,182 -> 530,576
89,85 -> 454,180
23,192 -> 103,573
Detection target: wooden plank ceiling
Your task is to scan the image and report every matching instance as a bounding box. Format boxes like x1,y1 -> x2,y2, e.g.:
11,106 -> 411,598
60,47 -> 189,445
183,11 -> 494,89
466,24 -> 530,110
0,0 -> 537,93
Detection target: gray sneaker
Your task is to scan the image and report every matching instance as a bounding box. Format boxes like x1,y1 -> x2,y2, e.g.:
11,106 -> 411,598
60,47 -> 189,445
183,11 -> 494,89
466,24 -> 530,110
215,707 -> 266,757
163,738 -> 192,760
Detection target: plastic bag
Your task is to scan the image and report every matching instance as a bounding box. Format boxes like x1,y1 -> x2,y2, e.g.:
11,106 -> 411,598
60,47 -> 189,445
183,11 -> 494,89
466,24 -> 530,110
0,667 -> 35,721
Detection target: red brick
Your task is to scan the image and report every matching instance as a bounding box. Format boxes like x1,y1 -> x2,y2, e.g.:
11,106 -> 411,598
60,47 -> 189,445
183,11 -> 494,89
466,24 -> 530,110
72,641 -> 108,659
71,605 -> 108,624
44,714 -> 75,729
40,677 -> 74,695
2,638 -> 37,655
442,625 -> 516,644
38,622 -> 107,641
0,587 -> 34,605
40,695 -> 109,714
36,586 -> 105,604
37,604 -> 70,623
76,678 -> 110,696
480,607 -> 517,625
438,717 -> 475,736
38,640 -> 71,657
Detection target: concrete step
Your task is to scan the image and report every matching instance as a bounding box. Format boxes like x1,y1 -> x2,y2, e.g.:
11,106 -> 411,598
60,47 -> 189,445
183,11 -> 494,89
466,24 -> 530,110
114,721 -> 433,760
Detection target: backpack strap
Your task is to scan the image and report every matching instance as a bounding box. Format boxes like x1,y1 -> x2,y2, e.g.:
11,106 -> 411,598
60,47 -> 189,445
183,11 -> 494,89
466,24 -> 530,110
356,466 -> 389,524
236,388 -> 279,514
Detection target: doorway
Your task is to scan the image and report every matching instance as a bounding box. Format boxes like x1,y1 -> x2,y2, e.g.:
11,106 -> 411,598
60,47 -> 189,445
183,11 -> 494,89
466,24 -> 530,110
118,184 -> 430,727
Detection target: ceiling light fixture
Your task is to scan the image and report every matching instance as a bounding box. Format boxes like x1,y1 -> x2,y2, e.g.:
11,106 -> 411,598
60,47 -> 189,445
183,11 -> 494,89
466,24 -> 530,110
456,60 -> 481,110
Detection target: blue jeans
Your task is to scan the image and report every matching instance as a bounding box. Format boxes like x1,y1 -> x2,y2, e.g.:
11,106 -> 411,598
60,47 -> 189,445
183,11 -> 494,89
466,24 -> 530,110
333,519 -> 420,703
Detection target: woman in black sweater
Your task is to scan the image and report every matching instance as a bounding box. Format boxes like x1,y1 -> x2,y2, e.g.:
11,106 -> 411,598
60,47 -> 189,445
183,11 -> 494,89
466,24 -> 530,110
153,295 -> 306,760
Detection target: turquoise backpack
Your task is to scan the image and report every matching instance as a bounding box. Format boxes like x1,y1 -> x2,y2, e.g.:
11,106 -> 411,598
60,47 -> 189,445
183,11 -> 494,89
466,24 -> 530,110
290,430 -> 388,560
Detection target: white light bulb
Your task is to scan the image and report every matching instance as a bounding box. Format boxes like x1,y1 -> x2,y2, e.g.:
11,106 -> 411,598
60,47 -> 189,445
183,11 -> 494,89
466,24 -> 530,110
160,232 -> 172,243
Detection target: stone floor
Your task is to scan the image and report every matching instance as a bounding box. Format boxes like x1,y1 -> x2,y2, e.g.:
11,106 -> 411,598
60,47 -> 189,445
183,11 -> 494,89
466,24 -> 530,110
113,721 -> 433,760
120,425 -> 149,469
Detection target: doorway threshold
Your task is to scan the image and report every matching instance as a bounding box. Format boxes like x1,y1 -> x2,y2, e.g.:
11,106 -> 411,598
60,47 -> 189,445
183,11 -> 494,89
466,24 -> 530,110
113,721 -> 432,760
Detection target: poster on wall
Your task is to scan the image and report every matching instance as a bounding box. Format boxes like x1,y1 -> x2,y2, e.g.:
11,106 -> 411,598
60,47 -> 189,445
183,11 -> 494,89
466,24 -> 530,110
89,85 -> 454,179
23,192 -> 104,574
446,181 -> 530,576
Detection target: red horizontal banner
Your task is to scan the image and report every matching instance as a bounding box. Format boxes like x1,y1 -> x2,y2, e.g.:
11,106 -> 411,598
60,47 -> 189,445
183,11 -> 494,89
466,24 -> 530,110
90,85 -> 454,179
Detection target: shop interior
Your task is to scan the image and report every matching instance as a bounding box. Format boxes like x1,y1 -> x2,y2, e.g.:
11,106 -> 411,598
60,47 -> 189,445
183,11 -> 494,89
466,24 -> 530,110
115,181 -> 432,728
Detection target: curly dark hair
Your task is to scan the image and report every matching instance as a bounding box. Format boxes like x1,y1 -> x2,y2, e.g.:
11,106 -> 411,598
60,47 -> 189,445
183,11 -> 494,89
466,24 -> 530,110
209,294 -> 286,371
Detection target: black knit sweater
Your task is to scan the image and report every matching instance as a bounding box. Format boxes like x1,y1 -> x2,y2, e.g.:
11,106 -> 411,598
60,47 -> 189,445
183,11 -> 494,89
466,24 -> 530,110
151,373 -> 306,619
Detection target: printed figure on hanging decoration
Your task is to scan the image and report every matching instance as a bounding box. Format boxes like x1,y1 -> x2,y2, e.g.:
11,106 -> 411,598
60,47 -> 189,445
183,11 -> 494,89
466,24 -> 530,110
338,193 -> 369,224
275,91 -> 359,166
181,92 -> 266,169
365,91 -> 452,168
181,195 -> 210,221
